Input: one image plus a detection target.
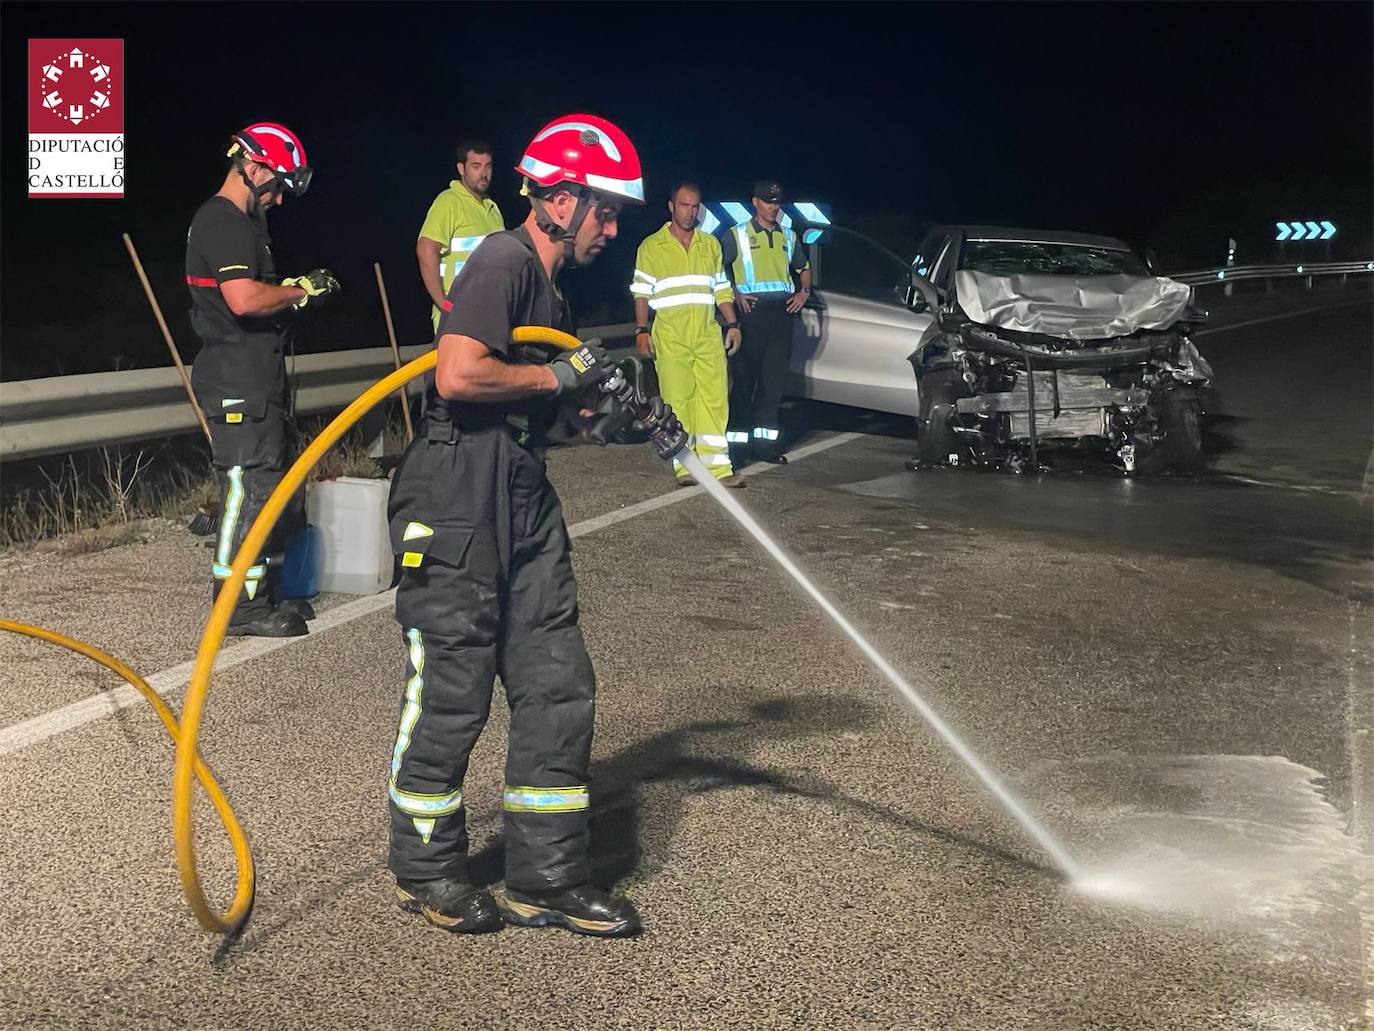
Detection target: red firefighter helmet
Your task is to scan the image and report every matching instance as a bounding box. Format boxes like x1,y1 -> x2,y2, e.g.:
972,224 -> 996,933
515,114 -> 644,204
228,122 -> 312,196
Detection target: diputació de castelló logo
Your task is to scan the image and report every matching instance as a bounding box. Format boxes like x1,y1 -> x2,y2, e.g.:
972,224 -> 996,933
29,38 -> 125,199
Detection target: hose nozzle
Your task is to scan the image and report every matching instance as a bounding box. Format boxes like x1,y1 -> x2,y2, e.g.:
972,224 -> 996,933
641,401 -> 689,462
585,357 -> 688,461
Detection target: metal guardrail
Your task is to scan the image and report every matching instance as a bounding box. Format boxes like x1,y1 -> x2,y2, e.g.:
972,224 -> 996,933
1170,259 -> 1374,287
0,322 -> 635,462
4,255 -> 1371,462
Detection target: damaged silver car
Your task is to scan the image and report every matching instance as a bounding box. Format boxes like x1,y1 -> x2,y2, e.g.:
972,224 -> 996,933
908,227 -> 1213,474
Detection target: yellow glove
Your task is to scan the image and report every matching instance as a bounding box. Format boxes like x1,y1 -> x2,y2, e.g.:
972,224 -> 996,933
282,268 -> 340,310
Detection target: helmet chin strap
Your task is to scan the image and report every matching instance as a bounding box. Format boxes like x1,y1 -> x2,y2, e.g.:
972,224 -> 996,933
233,156 -> 283,222
527,181 -> 596,263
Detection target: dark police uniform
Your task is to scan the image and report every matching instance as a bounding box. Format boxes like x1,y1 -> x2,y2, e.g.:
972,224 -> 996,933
385,227 -> 598,895
720,219 -> 809,461
185,196 -> 302,622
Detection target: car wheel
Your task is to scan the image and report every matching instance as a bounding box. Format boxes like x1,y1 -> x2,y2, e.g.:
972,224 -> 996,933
915,369 -> 964,467
1159,389 -> 1204,473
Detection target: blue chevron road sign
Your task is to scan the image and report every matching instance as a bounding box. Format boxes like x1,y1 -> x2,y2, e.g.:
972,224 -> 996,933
698,201 -> 832,243
1276,219 -> 1337,241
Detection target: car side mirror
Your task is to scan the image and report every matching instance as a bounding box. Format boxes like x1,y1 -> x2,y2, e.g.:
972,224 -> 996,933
902,283 -> 929,312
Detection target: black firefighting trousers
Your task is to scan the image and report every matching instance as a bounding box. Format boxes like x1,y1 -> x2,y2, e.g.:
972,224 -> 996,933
385,416 -> 596,892
728,299 -> 794,458
201,388 -> 304,623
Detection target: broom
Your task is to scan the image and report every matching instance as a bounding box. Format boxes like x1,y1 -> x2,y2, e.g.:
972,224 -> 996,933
122,233 -> 219,535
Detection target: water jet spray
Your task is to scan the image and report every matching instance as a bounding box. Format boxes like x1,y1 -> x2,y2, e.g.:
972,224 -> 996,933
675,449 -> 1080,879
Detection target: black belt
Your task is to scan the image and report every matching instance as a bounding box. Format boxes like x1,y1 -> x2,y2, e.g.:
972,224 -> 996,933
424,412 -> 533,448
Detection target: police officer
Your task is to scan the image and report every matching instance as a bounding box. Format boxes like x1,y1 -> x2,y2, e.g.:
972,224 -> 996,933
184,122 -> 339,638
720,179 -> 812,464
387,114 -> 653,938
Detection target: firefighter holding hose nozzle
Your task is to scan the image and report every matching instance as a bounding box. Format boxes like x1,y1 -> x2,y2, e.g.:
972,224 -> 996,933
385,114 -> 680,938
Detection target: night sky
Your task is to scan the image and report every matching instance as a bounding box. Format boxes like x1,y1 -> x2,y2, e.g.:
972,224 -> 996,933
3,1 -> 1370,380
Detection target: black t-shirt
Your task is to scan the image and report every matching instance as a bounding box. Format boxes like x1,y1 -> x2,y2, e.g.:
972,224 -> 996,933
185,196 -> 281,341
184,196 -> 287,407
432,227 -> 572,437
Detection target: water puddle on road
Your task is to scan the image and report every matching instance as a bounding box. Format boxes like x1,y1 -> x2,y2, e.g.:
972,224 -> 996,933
1048,754 -> 1364,939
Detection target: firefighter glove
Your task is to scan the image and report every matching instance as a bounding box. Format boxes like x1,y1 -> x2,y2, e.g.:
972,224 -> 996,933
283,268 -> 341,310
550,342 -> 613,396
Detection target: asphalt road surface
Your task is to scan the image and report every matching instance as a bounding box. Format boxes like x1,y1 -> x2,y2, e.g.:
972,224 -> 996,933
0,293 -> 1369,1030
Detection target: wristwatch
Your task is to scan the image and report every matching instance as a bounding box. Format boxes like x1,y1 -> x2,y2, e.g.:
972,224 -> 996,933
634,325 -> 651,336
723,321 -> 740,330
799,286 -> 811,295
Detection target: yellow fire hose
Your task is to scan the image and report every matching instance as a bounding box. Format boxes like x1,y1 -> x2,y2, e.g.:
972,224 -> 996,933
2,327 -> 582,939
0,617 -> 253,917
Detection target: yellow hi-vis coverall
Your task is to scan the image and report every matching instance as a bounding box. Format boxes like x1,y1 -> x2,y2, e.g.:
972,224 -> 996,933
630,224 -> 735,479
418,181 -> 504,330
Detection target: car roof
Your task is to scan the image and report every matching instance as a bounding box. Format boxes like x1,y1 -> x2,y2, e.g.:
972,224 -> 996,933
931,225 -> 1136,252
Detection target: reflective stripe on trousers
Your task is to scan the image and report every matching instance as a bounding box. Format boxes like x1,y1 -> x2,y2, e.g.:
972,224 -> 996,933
503,786 -> 589,812
652,329 -> 732,479
389,629 -> 465,829
213,465 -> 267,599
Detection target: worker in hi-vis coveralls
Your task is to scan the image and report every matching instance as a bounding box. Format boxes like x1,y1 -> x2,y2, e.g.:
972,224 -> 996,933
631,181 -> 745,487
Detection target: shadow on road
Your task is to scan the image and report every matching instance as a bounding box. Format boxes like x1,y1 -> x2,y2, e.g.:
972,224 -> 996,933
468,694 -> 1061,891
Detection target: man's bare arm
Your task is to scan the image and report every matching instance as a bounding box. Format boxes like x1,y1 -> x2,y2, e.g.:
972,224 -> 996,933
434,333 -> 557,401
633,297 -> 652,356
219,278 -> 305,317
416,238 -> 448,310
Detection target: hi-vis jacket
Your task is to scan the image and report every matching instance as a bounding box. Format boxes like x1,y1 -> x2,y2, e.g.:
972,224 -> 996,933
630,224 -> 734,342
724,218 -> 809,296
418,180 -> 505,325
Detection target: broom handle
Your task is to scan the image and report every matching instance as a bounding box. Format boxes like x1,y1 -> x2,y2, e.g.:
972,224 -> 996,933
373,262 -> 416,444
122,233 -> 212,444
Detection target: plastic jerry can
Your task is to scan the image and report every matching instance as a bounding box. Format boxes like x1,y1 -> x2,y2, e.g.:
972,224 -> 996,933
306,477 -> 393,595
279,524 -> 321,599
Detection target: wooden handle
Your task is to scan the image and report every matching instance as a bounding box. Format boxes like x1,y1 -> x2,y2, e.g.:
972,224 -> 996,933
373,262 -> 415,445
123,233 -> 212,444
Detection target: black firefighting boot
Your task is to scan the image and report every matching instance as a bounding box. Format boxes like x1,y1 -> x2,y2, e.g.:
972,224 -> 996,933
225,606 -> 308,638
395,877 -> 503,934
493,884 -> 642,938
278,598 -> 316,621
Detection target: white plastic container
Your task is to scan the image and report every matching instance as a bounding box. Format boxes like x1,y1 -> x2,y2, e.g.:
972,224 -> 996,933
307,477 -> 393,595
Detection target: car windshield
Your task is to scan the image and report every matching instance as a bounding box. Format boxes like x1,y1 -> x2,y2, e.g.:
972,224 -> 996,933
959,240 -> 1148,277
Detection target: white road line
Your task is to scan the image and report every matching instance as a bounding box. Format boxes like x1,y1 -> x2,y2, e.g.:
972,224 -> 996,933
1213,473 -> 1364,499
568,431 -> 864,535
1195,297 -> 1372,336
0,431 -> 866,757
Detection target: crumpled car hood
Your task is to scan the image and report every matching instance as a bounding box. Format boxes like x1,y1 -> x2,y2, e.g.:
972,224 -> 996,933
954,271 -> 1193,341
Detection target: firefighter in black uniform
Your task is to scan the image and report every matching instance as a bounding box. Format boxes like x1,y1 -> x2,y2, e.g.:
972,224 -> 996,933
386,114 -> 657,938
184,122 -> 339,637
